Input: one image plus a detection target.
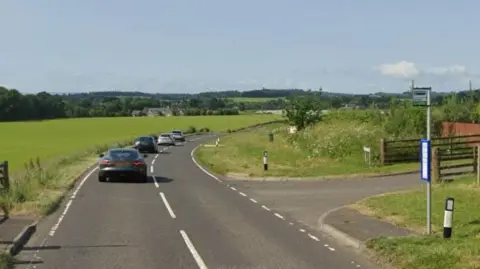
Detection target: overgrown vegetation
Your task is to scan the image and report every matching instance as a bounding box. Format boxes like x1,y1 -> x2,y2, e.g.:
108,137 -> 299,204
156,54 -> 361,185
0,253 -> 13,269
196,88 -> 480,178
195,123 -> 419,177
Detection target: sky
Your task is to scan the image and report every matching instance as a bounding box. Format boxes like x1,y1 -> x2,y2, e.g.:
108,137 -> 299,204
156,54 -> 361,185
0,0 -> 478,94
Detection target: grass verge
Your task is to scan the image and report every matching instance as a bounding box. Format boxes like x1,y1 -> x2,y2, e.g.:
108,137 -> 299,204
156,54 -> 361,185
355,177 -> 480,269
195,123 -> 419,178
1,117 -> 280,217
0,253 -> 13,269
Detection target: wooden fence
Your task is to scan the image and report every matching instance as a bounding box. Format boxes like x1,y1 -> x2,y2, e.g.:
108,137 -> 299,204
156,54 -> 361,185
0,161 -> 9,190
380,134 -> 480,165
431,147 -> 476,182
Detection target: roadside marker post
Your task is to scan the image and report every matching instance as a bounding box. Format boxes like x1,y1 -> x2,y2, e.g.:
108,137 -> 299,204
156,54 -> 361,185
414,83 -> 433,235
443,197 -> 455,239
263,151 -> 268,171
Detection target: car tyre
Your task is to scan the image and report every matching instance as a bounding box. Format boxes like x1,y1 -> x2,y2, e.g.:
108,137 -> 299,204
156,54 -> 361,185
98,175 -> 106,182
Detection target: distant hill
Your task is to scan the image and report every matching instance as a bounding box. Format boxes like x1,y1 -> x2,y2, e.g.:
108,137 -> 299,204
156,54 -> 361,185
56,88 -> 461,101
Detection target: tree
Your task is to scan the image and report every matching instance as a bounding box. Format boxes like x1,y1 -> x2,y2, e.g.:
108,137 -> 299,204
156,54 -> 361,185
283,89 -> 324,130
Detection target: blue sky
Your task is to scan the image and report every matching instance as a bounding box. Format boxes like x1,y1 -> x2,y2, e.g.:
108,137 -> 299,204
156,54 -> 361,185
0,0 -> 478,94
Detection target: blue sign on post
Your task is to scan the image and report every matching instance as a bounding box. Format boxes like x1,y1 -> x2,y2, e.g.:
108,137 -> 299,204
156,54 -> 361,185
420,139 -> 431,182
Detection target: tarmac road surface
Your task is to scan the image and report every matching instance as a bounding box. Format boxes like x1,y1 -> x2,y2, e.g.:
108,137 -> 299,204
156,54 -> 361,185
15,134 -> 379,269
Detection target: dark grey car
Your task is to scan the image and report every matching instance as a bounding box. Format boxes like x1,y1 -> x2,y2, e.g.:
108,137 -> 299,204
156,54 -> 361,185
98,148 -> 148,183
133,136 -> 158,153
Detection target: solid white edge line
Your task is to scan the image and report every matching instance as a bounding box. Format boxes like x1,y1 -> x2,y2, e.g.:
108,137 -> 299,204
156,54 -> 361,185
159,192 -> 176,219
180,230 -> 208,269
49,166 -> 98,236
190,145 -> 222,182
152,176 -> 159,188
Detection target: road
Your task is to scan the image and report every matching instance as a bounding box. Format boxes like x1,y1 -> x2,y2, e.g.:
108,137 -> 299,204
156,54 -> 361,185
15,134 -> 379,269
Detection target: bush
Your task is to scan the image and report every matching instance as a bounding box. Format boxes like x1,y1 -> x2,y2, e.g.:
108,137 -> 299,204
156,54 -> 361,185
290,120 -> 385,160
186,126 -> 197,134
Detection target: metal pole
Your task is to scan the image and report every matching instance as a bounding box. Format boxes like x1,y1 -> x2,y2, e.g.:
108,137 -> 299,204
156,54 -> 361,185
426,88 -> 432,235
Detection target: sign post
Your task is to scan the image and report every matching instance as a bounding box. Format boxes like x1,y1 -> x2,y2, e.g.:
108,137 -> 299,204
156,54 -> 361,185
363,146 -> 371,166
414,85 -> 433,235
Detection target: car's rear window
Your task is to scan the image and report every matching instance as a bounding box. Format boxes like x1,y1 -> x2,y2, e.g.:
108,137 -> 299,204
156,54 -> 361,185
108,150 -> 139,161
160,134 -> 170,137
136,136 -> 152,142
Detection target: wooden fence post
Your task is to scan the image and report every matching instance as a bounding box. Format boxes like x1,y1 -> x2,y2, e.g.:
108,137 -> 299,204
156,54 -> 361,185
380,138 -> 385,165
431,147 -> 440,183
477,145 -> 480,186
474,146 -> 478,174
3,161 -> 9,190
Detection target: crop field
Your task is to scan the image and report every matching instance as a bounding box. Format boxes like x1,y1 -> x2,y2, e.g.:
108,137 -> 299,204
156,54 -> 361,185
0,114 -> 281,172
229,97 -> 284,103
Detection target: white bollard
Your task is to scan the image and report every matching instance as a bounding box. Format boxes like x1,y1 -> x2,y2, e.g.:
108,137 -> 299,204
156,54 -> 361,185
443,197 -> 455,239
263,151 -> 268,171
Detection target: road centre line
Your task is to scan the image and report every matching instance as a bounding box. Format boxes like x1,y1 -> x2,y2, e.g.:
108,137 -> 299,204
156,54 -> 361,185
180,230 -> 208,269
160,192 -> 176,219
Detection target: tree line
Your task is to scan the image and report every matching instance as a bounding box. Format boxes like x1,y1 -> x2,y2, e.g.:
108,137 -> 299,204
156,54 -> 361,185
0,85 -> 479,122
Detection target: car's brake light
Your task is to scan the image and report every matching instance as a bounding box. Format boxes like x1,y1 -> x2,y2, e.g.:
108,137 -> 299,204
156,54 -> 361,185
101,159 -> 111,165
133,160 -> 143,166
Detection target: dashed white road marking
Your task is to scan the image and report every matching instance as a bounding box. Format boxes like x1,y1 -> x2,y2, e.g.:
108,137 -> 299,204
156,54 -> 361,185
152,176 -> 160,188
160,192 -> 176,219
308,234 -> 319,241
189,138 -> 363,266
151,159 -> 156,165
49,166 -> 98,236
150,166 -> 154,173
180,230 -> 208,269
190,145 -> 222,182
324,244 -> 336,251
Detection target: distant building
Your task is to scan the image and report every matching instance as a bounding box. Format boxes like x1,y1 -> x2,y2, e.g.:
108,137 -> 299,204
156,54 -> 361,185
141,107 -> 185,117
131,110 -> 144,117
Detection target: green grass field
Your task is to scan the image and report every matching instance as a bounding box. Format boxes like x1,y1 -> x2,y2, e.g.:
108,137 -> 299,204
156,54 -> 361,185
229,97 -> 283,103
0,115 -> 281,173
355,178 -> 480,269
195,123 -> 418,178
0,114 -> 281,216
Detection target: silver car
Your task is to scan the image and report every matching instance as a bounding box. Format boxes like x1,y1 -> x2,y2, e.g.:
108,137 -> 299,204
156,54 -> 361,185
171,130 -> 185,142
157,133 -> 176,146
